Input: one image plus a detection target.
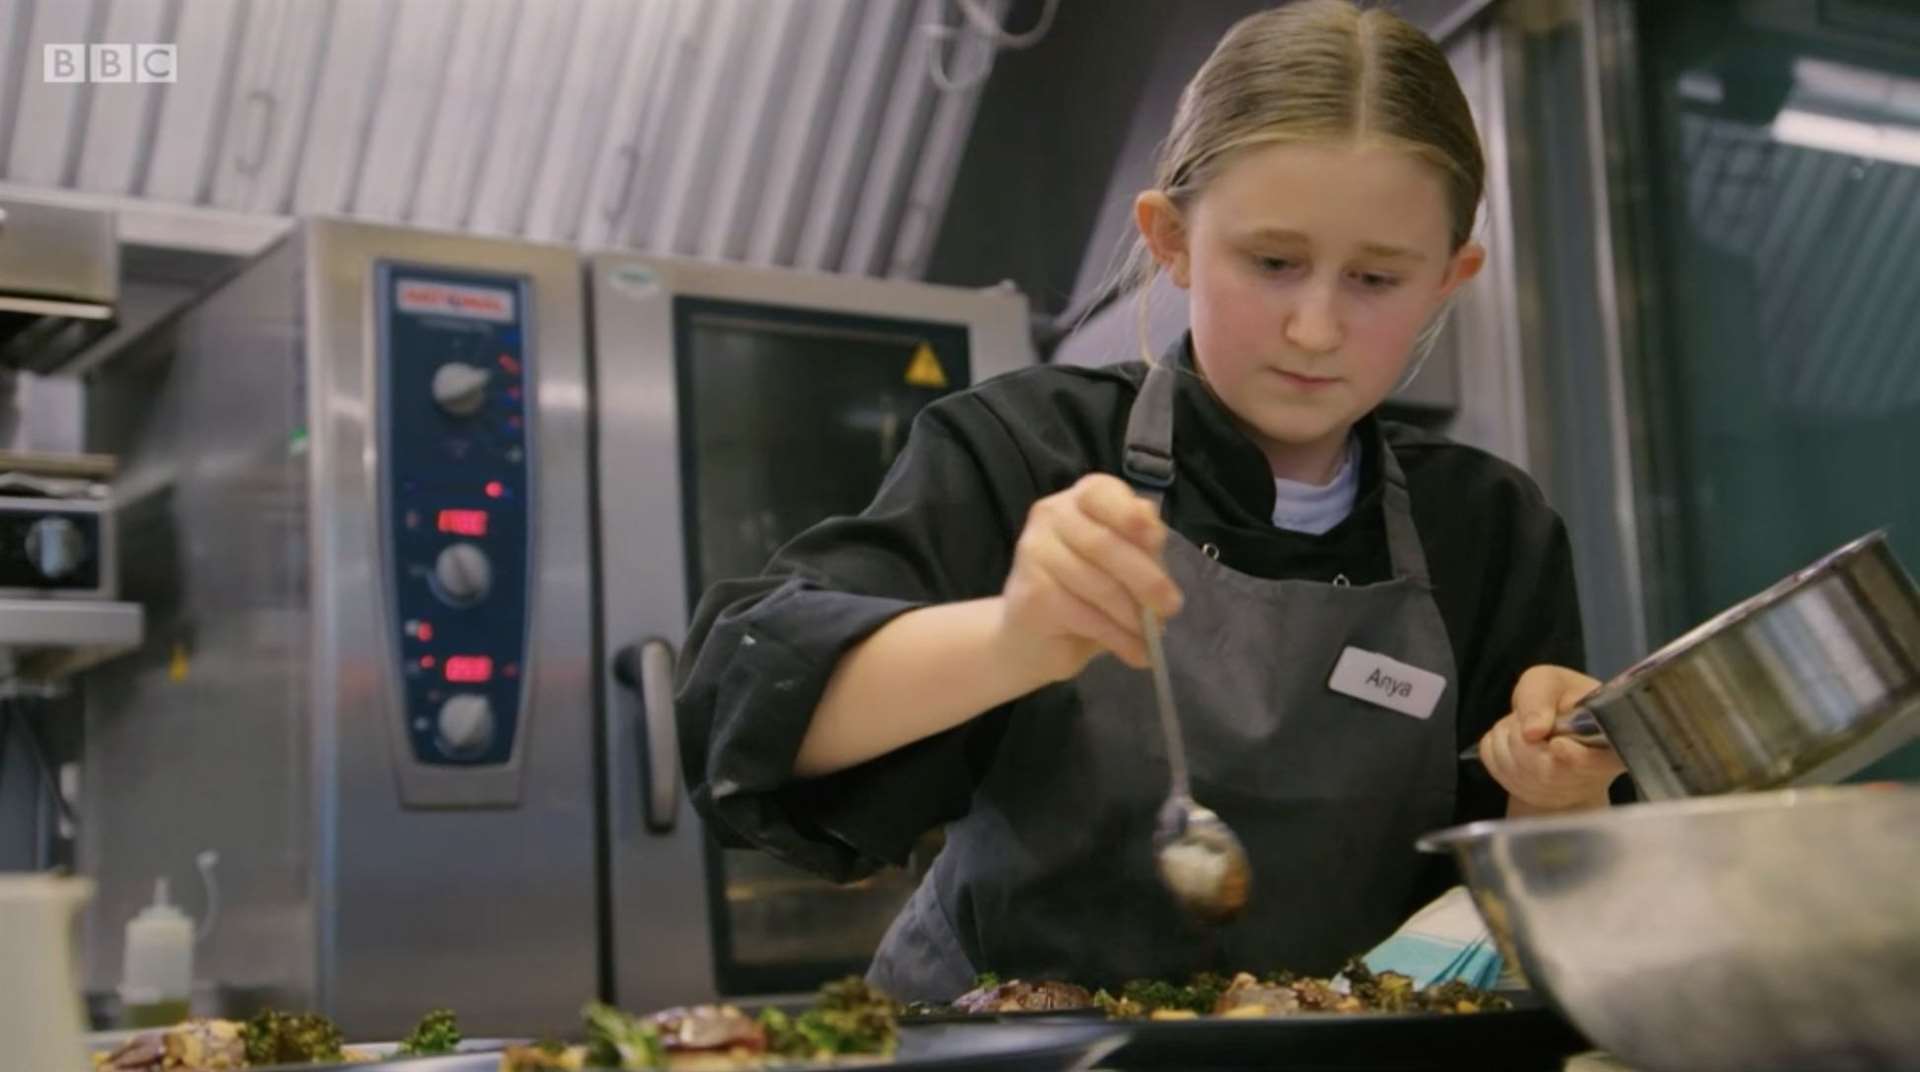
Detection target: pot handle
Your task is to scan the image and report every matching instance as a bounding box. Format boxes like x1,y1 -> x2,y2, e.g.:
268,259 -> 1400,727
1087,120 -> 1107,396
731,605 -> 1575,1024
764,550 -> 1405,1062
1459,704 -> 1609,762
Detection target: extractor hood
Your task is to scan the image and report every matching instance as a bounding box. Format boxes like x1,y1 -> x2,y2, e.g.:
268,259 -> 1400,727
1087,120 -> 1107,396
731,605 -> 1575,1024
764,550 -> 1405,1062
0,197 -> 118,373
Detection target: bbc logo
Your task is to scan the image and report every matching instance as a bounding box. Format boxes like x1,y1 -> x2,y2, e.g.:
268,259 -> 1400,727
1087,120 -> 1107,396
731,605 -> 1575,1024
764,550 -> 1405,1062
43,44 -> 176,83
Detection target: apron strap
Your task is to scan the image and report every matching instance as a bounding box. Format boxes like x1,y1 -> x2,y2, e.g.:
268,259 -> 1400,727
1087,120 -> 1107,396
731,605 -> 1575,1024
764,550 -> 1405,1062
1374,424 -> 1434,587
1121,358 -> 1179,507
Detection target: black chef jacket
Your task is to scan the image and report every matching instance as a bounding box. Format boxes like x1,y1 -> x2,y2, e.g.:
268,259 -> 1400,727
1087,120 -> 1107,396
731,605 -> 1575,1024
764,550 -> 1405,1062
675,339 -> 1586,888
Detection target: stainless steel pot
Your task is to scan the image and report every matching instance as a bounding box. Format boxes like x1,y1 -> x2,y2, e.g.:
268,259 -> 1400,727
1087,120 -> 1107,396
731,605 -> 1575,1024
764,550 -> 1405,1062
1419,784 -> 1920,1072
1524,530 -> 1920,799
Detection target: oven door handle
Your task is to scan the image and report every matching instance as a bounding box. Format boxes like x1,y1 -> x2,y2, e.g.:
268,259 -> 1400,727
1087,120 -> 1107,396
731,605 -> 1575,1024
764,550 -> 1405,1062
612,639 -> 680,833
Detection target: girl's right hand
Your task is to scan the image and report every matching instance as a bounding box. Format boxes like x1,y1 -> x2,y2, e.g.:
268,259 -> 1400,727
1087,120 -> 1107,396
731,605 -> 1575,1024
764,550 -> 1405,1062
998,473 -> 1185,681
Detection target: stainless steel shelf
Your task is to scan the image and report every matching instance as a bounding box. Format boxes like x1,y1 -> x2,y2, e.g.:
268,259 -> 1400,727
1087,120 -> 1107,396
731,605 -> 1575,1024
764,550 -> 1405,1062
0,598 -> 145,679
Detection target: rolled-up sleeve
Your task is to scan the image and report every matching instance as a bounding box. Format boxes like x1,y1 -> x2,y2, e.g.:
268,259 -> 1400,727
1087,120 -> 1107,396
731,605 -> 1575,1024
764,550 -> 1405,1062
674,403 -> 1034,883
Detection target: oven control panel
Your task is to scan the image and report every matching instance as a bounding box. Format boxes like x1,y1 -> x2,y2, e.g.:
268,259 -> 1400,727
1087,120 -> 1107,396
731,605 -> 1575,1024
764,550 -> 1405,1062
377,265 -> 532,767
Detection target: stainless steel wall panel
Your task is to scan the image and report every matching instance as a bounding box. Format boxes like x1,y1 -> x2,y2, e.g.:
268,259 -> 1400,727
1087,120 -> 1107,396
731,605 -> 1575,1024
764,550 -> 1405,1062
743,0 -> 863,268
693,0 -> 805,262
794,0 -> 914,272
7,0 -> 100,185
406,0 -> 518,231
465,1 -> 581,236
349,1 -> 459,222
522,0 -> 641,244
290,0 -> 395,216
572,0 -> 676,250
73,0 -> 175,196
142,0 -> 245,203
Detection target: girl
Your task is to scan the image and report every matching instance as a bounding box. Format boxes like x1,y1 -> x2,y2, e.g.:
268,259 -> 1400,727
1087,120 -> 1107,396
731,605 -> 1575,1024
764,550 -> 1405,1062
677,0 -> 1625,1001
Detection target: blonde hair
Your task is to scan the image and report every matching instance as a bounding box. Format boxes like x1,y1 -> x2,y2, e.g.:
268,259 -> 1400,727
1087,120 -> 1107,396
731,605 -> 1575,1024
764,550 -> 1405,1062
1108,0 -> 1485,361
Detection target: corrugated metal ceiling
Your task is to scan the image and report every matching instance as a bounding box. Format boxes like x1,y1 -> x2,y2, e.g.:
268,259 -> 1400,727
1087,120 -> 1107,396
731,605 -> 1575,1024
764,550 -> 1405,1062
0,0 -> 1007,277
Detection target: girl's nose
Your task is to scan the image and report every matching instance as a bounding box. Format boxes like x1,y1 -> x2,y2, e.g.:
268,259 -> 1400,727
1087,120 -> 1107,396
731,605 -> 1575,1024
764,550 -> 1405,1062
1284,278 -> 1343,354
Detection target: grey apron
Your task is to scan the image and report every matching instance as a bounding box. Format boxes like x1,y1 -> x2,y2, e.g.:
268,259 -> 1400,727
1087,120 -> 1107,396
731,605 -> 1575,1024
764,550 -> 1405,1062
868,359 -> 1460,1002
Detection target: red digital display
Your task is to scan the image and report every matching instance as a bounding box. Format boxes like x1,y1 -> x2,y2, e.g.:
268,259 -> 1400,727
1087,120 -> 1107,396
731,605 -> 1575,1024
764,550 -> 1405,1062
437,508 -> 488,537
444,655 -> 494,683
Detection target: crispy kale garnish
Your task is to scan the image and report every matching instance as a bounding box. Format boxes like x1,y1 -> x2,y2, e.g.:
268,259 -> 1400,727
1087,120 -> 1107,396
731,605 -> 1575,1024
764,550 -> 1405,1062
1091,959 -> 1512,1020
396,1008 -> 461,1056
240,1009 -> 345,1064
1420,979 -> 1512,1013
761,977 -> 899,1060
583,1002 -> 666,1070
1102,973 -> 1228,1017
756,1007 -> 805,1057
500,1039 -> 583,1072
1342,957 -> 1510,1013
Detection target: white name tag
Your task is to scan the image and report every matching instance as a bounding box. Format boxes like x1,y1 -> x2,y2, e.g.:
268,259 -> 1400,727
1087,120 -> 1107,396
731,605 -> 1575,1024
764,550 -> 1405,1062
1327,646 -> 1447,720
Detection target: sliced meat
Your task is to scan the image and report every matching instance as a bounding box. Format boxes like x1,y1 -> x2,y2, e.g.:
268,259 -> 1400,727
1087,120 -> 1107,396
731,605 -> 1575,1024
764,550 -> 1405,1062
1288,977 -> 1365,1014
96,1033 -> 167,1072
1210,972 -> 1302,1017
164,1020 -> 248,1070
98,1020 -> 251,1072
950,980 -> 1095,1014
648,1005 -> 767,1055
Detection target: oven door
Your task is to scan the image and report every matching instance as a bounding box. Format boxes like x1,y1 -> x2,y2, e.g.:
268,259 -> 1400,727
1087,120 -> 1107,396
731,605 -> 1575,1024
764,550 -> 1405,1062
590,253 -> 1030,1001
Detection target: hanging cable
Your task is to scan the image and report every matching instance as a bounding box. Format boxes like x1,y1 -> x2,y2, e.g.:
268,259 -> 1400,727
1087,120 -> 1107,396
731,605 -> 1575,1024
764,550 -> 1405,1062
924,0 -> 1062,94
954,0 -> 1058,48
14,697 -> 76,833
0,699 -> 13,800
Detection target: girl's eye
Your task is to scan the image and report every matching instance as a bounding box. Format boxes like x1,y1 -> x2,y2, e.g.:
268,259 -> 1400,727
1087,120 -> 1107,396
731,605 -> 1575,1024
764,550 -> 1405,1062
1253,255 -> 1297,274
1354,271 -> 1401,291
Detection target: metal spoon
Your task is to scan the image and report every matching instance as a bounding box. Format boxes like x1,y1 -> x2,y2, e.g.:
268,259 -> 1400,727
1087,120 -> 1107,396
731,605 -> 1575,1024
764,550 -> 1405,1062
1142,607 -> 1252,924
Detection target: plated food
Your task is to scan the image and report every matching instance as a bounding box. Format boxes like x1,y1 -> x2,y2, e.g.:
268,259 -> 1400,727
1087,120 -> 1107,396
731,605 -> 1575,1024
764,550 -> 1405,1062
88,956 -> 1508,1072
929,959 -> 1510,1021
93,1008 -> 462,1070
500,978 -> 899,1071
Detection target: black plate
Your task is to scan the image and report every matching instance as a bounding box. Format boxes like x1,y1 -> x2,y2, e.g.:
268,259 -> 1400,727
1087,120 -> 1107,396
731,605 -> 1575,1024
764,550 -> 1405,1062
1039,999 -> 1589,1072
332,1022 -> 1126,1072
88,1034 -> 518,1071
899,1006 -> 1107,1026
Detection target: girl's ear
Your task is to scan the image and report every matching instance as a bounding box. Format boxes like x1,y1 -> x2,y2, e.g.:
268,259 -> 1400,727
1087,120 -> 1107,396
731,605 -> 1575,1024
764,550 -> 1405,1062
1439,240 -> 1487,298
1134,191 -> 1192,289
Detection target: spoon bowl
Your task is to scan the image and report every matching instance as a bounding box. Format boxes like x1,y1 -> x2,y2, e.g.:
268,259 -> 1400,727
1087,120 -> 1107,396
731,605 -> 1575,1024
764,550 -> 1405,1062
1154,796 -> 1252,923
1141,607 -> 1254,924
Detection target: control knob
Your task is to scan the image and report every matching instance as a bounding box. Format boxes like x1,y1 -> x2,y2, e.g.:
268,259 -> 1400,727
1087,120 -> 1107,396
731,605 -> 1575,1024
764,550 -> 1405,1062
24,517 -> 87,580
436,694 -> 495,758
433,542 -> 492,605
432,362 -> 492,417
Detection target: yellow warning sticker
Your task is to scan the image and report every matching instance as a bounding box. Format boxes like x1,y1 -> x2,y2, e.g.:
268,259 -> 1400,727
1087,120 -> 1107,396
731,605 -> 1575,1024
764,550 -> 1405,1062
904,342 -> 949,389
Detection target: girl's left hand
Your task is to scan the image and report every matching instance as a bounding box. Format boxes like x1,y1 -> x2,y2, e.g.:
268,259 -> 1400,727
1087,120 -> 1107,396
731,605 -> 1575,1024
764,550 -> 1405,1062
1478,664 -> 1625,815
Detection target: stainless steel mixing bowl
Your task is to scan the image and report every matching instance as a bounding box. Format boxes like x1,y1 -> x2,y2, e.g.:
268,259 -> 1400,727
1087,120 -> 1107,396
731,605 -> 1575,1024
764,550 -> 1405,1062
1420,784 -> 1920,1072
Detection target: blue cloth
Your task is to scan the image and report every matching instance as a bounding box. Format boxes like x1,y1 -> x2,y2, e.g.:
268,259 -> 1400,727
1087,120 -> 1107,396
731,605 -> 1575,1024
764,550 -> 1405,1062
1360,885 -> 1504,990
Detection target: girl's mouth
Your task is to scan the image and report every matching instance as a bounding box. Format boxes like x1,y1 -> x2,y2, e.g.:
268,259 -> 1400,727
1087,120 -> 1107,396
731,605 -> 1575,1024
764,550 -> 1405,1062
1273,369 -> 1340,390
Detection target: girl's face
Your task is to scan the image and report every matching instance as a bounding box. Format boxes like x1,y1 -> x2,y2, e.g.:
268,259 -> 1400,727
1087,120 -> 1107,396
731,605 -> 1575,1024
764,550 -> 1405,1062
1138,140 -> 1484,474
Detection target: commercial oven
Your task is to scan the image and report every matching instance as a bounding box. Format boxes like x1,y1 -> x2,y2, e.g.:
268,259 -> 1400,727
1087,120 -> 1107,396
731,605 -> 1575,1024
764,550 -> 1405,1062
77,218 -> 1035,1036
81,219 -> 598,1038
